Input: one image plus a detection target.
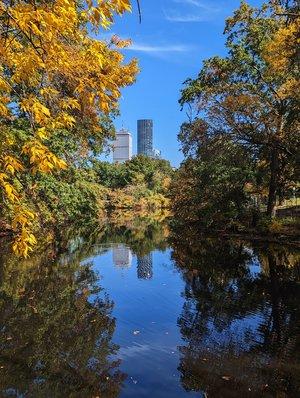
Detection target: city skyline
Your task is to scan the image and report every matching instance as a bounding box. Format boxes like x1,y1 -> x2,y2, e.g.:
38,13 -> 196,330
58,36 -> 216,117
112,119 -> 162,162
108,0 -> 263,167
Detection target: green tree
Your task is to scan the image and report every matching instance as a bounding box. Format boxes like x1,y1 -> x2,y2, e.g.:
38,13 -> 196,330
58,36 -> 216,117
172,134 -> 254,229
179,0 -> 299,218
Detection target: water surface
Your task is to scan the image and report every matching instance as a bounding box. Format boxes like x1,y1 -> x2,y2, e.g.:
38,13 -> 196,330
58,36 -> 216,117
0,221 -> 299,397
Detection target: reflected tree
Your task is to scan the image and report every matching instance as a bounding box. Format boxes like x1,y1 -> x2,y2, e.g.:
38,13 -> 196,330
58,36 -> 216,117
171,225 -> 300,397
0,244 -> 125,397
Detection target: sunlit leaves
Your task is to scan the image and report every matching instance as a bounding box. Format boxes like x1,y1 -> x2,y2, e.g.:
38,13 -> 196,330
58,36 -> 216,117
0,0 -> 138,256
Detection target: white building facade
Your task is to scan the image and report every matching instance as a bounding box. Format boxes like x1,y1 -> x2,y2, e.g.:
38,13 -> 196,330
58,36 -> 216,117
112,129 -> 132,163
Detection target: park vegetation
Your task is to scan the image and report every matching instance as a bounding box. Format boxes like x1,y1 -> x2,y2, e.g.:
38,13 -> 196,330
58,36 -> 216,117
172,0 -> 299,234
0,0 -> 174,256
0,0 -> 299,258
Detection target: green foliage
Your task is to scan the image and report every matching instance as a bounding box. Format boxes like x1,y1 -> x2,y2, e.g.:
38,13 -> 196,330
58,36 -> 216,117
32,167 -> 106,225
178,0 -> 299,218
93,155 -> 173,194
257,216 -> 285,234
92,155 -> 173,213
172,134 -> 255,229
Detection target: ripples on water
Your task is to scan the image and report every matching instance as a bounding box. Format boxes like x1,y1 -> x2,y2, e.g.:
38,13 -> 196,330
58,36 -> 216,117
0,220 -> 299,397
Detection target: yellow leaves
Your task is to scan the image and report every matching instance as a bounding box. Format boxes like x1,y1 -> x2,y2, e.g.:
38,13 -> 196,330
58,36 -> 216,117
20,97 -> 51,124
117,0 -> 132,13
0,168 -> 19,202
4,155 -> 24,175
0,98 -> 10,117
12,207 -> 35,230
1,0 -> 138,135
12,206 -> 37,258
0,0 -> 138,258
3,181 -> 19,202
0,76 -> 10,92
263,19 -> 299,72
22,140 -> 67,173
60,98 -> 80,111
262,17 -> 299,98
85,0 -> 132,28
111,35 -> 132,48
36,127 -> 48,140
100,99 -> 110,113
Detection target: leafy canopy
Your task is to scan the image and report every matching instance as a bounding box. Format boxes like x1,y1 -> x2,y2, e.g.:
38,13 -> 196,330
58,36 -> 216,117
0,0 -> 138,256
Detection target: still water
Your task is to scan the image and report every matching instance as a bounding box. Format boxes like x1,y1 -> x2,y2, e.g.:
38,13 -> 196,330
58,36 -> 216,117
0,221 -> 299,397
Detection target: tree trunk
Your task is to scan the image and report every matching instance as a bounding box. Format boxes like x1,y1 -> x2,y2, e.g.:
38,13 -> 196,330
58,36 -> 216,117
267,146 -> 279,218
278,186 -> 285,206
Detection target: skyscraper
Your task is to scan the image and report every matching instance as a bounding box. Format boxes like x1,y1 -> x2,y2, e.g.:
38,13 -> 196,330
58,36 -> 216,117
137,119 -> 153,156
112,129 -> 132,163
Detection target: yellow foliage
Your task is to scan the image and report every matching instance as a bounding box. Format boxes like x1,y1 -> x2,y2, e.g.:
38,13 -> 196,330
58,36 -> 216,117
0,0 -> 138,257
263,16 -> 300,98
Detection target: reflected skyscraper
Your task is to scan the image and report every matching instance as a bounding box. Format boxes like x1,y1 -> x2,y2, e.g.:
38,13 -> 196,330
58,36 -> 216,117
113,245 -> 132,268
137,119 -> 153,156
137,253 -> 153,279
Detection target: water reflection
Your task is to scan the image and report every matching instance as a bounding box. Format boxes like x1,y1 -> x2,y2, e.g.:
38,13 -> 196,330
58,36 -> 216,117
0,218 -> 299,398
113,246 -> 133,268
0,244 -> 125,398
170,225 -> 300,397
137,254 -> 153,280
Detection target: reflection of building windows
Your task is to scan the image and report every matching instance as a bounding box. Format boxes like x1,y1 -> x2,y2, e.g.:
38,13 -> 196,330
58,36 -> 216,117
137,253 -> 153,280
137,119 -> 153,157
113,245 -> 132,268
151,148 -> 161,159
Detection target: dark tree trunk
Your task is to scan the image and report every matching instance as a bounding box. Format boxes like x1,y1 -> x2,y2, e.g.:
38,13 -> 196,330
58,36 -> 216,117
267,146 -> 279,218
278,186 -> 285,206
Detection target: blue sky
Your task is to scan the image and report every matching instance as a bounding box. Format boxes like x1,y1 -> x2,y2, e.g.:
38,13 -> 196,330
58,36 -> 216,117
102,0 -> 262,166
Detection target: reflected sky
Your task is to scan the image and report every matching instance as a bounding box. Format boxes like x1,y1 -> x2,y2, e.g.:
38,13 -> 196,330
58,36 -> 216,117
87,239 -> 300,398
91,248 -> 197,397
0,222 -> 299,398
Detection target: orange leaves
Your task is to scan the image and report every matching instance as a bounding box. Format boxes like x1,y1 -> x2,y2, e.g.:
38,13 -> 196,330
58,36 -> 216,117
263,19 -> 299,73
262,14 -> 299,99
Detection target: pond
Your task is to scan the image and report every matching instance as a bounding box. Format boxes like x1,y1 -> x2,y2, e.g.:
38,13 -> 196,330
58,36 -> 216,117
0,220 -> 299,397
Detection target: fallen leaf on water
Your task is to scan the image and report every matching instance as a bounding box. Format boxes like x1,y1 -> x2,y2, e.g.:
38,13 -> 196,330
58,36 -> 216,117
222,376 -> 231,381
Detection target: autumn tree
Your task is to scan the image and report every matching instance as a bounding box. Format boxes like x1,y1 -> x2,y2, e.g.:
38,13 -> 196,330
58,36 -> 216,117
0,0 -> 138,256
179,0 -> 299,218
172,134 -> 254,228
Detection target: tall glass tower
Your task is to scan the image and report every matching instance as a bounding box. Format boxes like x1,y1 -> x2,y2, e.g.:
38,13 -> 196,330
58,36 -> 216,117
137,119 -> 153,156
